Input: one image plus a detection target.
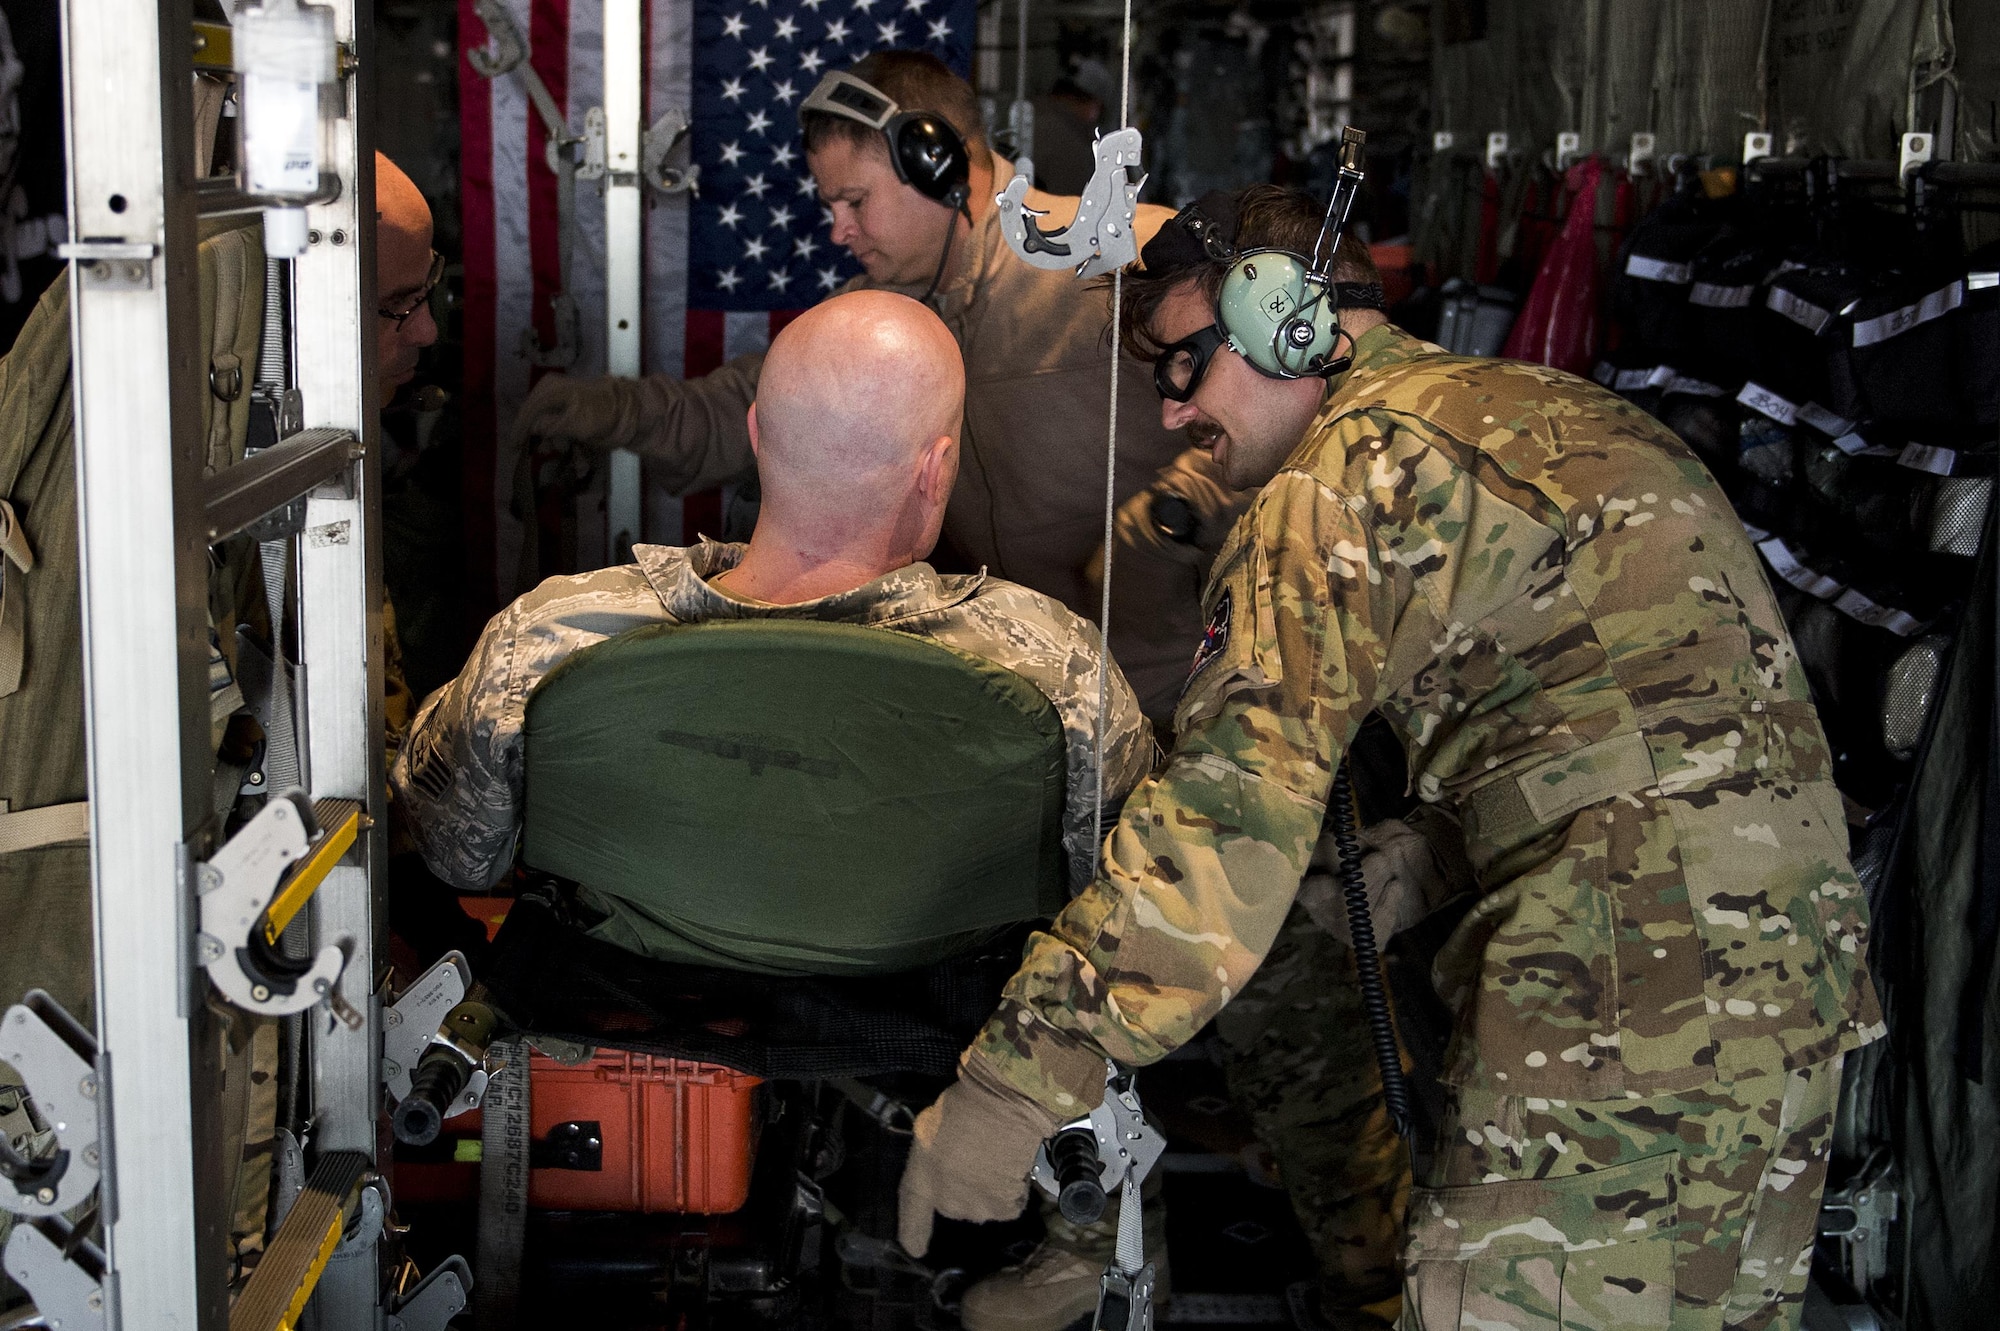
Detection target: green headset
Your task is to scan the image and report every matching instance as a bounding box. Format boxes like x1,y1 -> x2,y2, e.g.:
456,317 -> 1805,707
1217,128 -> 1373,381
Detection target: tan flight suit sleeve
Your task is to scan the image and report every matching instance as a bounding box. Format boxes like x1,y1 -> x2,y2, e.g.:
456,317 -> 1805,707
1114,446 -> 1256,571
612,355 -> 766,495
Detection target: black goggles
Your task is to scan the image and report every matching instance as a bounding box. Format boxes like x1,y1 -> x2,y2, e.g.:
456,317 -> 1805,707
1153,324 -> 1228,403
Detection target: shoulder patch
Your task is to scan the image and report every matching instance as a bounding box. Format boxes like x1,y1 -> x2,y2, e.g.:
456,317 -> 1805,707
1184,587 -> 1232,691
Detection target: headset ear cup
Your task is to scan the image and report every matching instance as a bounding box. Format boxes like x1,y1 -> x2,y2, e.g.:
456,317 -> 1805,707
886,111 -> 971,206
1218,249 -> 1343,379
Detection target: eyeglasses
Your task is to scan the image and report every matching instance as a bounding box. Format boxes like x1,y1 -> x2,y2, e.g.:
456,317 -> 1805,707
379,251 -> 446,328
1154,324 -> 1228,402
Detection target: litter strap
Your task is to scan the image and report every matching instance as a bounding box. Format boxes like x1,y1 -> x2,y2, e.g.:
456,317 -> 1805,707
0,499 -> 34,697
0,800 -> 89,855
478,887 -> 1020,1080
474,1035 -> 529,1331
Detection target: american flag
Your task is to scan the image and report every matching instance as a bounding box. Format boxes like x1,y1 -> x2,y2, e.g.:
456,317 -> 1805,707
457,0 -> 975,602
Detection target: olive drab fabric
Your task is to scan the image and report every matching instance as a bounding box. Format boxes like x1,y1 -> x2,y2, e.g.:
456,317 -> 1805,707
198,222 -> 266,480
1426,0 -> 1772,169
1766,0 -> 1952,160
973,324 -> 1881,1116
393,538 -> 1153,902
519,620 -> 1069,975
0,274 -> 91,1025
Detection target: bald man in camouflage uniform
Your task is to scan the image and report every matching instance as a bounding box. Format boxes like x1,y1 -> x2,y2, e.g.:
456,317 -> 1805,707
899,189 -> 1882,1331
392,535 -> 1151,894
394,290 -> 1151,897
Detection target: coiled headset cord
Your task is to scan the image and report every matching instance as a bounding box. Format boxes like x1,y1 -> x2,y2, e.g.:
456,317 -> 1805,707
1330,760 -> 1415,1139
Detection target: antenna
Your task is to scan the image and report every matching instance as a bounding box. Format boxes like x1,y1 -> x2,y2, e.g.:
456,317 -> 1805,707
1309,126 -> 1368,282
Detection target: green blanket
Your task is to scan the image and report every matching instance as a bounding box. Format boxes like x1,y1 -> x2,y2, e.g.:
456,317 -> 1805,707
522,618 -> 1068,975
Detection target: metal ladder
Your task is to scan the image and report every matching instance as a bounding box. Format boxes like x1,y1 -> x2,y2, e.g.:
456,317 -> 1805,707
3,0 -> 397,1324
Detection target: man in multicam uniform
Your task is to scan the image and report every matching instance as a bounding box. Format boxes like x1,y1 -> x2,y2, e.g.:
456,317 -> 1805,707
898,186 -> 1884,1331
391,289 -> 1151,902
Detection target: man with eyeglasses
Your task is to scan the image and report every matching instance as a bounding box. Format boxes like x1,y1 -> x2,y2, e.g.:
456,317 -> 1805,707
376,152 -> 444,407
898,185 -> 1883,1331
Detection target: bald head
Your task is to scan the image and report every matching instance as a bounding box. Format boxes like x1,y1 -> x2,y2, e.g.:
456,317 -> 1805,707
727,292 -> 966,603
753,291 -> 964,487
377,152 -> 430,236
375,152 -> 438,401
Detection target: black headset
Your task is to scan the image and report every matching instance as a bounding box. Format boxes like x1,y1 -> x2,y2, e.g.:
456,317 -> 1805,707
800,71 -> 971,212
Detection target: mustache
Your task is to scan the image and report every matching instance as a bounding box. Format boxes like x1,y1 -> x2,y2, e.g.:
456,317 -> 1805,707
1184,419 -> 1224,445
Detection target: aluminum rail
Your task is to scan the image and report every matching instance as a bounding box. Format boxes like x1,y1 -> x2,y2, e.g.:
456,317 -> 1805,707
203,427 -> 362,544
58,0 -> 229,1320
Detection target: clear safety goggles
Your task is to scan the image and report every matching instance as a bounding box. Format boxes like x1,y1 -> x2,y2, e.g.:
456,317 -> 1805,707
1154,324 -> 1228,402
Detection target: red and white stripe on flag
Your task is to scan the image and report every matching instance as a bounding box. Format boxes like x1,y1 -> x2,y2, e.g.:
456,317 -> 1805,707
458,0 -> 802,605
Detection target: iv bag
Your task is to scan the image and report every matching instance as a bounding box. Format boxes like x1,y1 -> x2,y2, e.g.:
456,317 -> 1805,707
234,0 -> 336,254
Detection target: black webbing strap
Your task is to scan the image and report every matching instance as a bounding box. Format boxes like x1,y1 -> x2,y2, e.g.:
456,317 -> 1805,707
477,887 -> 1024,1080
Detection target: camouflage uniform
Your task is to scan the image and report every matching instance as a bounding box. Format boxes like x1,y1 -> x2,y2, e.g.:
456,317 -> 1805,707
392,537 -> 1153,893
963,326 -> 1884,1329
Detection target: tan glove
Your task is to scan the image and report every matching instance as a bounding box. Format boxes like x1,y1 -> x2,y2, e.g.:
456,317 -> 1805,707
1111,446 -> 1257,570
896,1059 -> 1065,1257
1294,812 -> 1475,952
509,372 -> 650,452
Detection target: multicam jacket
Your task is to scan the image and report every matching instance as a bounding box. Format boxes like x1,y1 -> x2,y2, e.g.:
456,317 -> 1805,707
972,324 -> 1885,1116
392,538 -> 1152,893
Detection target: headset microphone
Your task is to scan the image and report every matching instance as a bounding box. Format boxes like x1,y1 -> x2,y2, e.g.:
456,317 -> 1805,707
1215,127 -> 1372,380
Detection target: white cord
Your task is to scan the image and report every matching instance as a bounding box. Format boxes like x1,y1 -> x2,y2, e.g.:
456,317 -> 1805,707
1089,0 -> 1134,885
1015,0 -> 1029,108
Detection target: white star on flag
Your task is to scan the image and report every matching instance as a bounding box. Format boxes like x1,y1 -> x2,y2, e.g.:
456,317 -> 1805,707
467,0 -> 979,500
683,0 -> 975,312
